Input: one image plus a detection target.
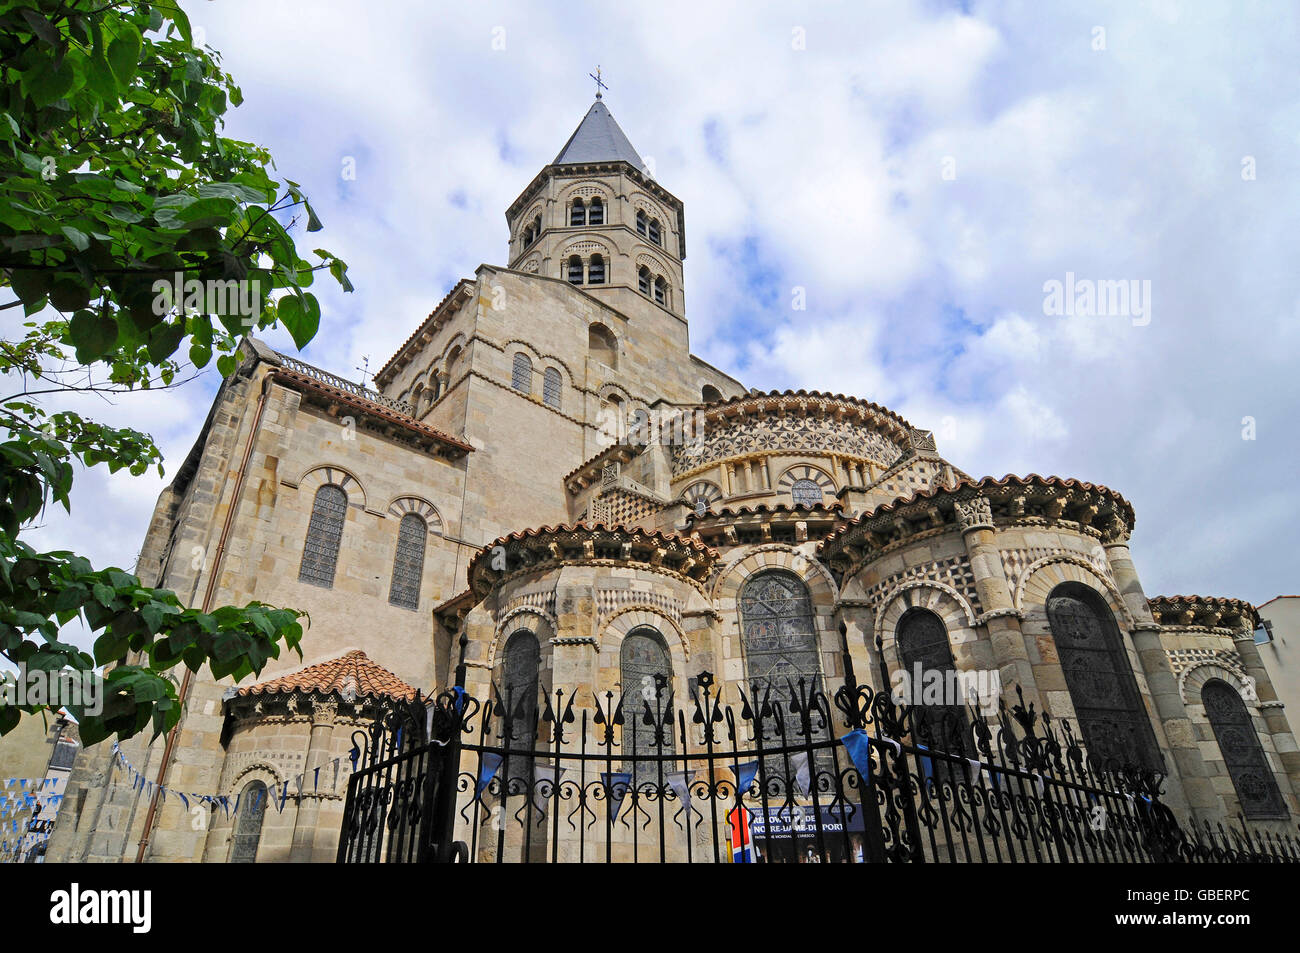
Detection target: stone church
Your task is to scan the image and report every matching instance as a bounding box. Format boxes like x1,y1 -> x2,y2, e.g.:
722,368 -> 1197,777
48,98 -> 1299,863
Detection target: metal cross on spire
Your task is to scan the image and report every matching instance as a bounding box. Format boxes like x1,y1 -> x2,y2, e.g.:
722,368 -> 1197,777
589,65 -> 608,100
355,355 -> 371,388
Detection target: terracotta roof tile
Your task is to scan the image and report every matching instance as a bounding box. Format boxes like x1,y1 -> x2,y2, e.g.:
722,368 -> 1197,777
238,650 -> 418,702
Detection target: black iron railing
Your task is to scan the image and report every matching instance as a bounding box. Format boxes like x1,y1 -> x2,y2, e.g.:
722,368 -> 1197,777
338,643 -> 1300,864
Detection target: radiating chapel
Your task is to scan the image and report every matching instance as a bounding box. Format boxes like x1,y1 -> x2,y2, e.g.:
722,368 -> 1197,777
48,98 -> 1300,862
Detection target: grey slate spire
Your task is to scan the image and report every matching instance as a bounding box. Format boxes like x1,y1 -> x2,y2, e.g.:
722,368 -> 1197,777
552,100 -> 644,168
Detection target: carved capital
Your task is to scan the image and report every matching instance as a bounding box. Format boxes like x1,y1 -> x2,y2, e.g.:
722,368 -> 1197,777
954,496 -> 993,532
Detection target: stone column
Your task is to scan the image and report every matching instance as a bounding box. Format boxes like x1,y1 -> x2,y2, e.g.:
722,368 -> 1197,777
1231,626 -> 1300,800
955,496 -> 1039,708
289,696 -> 336,862
1104,536 -> 1218,823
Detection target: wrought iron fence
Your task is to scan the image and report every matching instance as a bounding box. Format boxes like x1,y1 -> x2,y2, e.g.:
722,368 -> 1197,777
338,643 -> 1300,864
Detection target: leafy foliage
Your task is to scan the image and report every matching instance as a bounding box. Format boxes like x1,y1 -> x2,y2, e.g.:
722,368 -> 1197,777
0,0 -> 349,743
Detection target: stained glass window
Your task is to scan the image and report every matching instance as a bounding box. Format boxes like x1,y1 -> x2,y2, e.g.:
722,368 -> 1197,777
543,367 -> 562,408
620,628 -> 674,780
1047,583 -> 1163,772
299,484 -> 346,588
511,352 -> 532,392
387,514 -> 426,610
896,609 -> 971,766
230,780 -> 267,863
1202,679 -> 1287,818
790,479 -> 822,507
501,630 -> 540,782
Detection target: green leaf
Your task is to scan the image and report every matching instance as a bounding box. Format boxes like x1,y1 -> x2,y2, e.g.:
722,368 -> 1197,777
107,26 -> 143,88
69,310 -> 119,363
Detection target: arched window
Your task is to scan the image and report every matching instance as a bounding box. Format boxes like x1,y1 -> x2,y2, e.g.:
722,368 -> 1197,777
570,199 -> 586,226
522,225 -> 534,247
701,384 -> 722,403
740,570 -> 826,733
511,352 -> 532,392
1047,583 -> 1163,772
588,323 -> 617,368
588,196 -> 604,225
620,627 -> 674,779
411,383 -> 423,413
229,780 -> 267,863
790,479 -> 822,507
636,210 -> 647,236
430,375 -> 441,402
637,266 -> 651,295
896,609 -> 971,762
1202,679 -> 1287,818
532,214 -> 541,237
299,484 -> 346,587
566,255 -> 583,284
387,514 -> 427,610
648,218 -> 662,245
653,276 -> 667,306
542,367 -> 562,409
588,254 -> 606,284
501,630 -> 541,782
445,344 -> 462,379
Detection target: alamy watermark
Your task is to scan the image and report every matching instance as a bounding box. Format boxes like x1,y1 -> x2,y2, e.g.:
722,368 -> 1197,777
0,665 -> 103,715
890,664 -> 1002,716
596,405 -> 706,454
1042,272 -> 1151,326
151,271 -> 262,327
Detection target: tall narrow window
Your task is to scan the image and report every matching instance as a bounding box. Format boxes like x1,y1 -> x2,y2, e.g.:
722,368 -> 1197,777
648,218 -> 662,245
588,196 -> 604,225
521,225 -> 534,247
542,367 -> 562,409
1202,679 -> 1287,818
229,780 -> 267,863
620,628 -> 674,780
501,631 -> 541,782
653,276 -> 667,305
1047,582 -> 1162,772
299,484 -> 346,587
741,571 -> 826,745
636,210 -> 647,236
570,200 -> 586,226
532,214 -> 541,240
511,352 -> 532,392
637,266 -> 651,295
896,609 -> 971,762
588,254 -> 605,284
387,514 -> 427,610
567,255 -> 583,284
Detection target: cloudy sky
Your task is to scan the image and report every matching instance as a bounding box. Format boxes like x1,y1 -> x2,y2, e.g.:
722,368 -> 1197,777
11,0 -> 1299,626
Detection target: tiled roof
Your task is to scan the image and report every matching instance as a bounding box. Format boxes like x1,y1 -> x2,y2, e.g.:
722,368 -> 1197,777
238,650 -> 418,702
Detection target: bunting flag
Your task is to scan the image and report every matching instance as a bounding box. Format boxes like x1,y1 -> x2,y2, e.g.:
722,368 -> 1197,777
278,782 -> 289,813
475,753 -> 503,800
734,760 -> 760,798
914,744 -> 935,787
313,766 -> 320,793
600,771 -> 632,820
839,729 -> 875,783
790,752 -> 811,796
530,764 -> 565,814
664,770 -> 692,809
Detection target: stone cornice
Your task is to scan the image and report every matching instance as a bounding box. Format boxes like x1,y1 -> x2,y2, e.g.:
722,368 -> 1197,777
375,279 -> 476,385
818,474 -> 1136,583
466,524 -> 719,598
1149,594 -> 1260,631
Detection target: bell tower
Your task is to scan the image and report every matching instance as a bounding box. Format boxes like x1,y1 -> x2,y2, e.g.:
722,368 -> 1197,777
505,96 -> 687,322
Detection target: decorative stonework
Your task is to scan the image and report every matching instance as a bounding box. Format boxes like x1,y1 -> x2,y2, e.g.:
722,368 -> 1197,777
467,524 -> 719,597
596,588 -> 683,626
954,496 -> 993,531
1000,546 -> 1113,592
1149,595 -> 1259,632
386,497 -> 444,536
864,555 -> 983,617
671,410 -> 901,477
